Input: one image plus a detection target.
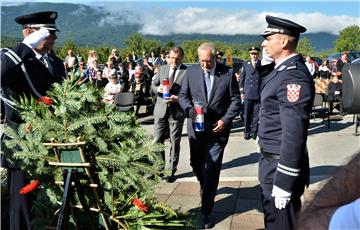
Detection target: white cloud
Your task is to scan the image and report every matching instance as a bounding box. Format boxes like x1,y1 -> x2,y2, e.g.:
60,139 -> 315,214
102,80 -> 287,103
97,4 -> 359,35
1,2 -> 26,6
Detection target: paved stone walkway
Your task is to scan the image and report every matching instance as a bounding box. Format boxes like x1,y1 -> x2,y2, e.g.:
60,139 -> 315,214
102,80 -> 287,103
154,180 -> 323,229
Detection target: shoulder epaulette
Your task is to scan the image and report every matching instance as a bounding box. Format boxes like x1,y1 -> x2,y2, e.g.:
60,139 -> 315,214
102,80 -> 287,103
278,65 -> 286,71
286,62 -> 297,71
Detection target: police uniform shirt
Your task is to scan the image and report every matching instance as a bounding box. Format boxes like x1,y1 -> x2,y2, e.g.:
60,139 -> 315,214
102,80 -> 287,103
258,54 -> 315,192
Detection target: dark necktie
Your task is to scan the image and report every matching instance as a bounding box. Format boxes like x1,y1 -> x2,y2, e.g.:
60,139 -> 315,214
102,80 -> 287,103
170,67 -> 177,84
40,56 -> 49,68
40,55 -> 54,75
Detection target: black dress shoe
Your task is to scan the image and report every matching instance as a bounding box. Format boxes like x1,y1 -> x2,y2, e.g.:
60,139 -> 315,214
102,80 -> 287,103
244,134 -> 251,140
251,133 -> 257,140
165,175 -> 176,183
202,214 -> 214,229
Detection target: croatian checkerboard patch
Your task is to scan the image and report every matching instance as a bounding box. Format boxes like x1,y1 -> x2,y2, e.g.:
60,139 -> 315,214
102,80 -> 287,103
287,84 -> 301,102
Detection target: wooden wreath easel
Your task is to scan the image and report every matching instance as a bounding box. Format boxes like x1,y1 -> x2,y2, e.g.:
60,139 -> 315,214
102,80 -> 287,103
44,138 -> 111,230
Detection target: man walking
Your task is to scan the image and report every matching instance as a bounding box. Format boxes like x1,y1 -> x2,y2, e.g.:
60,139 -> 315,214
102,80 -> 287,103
257,15 -> 315,229
151,46 -> 187,183
239,47 -> 261,140
179,42 -> 241,229
1,11 -> 65,230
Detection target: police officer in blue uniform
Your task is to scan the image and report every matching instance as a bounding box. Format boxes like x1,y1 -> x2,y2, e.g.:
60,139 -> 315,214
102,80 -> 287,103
257,15 -> 315,229
1,11 -> 65,230
240,47 -> 261,140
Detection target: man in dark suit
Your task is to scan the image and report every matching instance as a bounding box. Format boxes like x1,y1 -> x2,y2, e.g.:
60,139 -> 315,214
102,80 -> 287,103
151,46 -> 187,183
258,15 -> 315,229
179,42 -> 241,229
1,11 -> 65,230
240,47 -> 261,140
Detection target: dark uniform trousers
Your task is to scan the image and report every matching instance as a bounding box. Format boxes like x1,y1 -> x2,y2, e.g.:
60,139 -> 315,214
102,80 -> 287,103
258,154 -> 309,230
189,130 -> 226,215
243,99 -> 260,136
1,121 -> 32,230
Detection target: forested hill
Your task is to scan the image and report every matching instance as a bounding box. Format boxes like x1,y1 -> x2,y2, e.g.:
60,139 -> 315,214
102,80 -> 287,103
1,2 -> 337,51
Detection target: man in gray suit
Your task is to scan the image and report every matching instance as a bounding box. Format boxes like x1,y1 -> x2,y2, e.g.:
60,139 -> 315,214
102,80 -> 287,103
152,46 -> 187,183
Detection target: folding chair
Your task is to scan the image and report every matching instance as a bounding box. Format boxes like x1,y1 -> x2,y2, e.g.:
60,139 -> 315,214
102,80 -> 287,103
311,93 -> 330,128
114,92 -> 135,112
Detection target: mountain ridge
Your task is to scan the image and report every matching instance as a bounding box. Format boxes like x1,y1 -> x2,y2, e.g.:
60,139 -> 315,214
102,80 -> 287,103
1,2 -> 337,51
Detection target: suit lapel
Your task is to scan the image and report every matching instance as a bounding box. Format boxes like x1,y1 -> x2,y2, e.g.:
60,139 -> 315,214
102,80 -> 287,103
47,55 -> 56,76
196,66 -> 208,103
174,64 -> 186,84
208,64 -> 221,105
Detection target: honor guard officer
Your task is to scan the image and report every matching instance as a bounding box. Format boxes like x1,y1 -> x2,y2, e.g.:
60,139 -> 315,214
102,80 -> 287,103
239,47 -> 261,140
1,11 -> 65,230
257,15 -> 315,229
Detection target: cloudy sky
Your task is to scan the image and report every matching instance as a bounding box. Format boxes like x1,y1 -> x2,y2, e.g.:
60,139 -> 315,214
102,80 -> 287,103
2,1 -> 359,35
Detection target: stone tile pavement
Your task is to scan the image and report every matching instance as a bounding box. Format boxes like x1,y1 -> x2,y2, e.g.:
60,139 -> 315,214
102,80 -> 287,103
154,180 -> 325,230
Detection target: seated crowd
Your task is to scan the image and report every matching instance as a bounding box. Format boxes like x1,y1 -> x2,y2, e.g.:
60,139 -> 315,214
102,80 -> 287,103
64,49 -> 171,115
65,48 -> 349,117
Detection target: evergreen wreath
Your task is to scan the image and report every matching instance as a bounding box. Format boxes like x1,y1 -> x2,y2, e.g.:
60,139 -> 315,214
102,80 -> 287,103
4,76 -> 193,229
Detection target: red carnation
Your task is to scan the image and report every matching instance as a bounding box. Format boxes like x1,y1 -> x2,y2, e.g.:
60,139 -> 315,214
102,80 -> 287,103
19,180 -> 41,195
37,96 -> 53,105
132,198 -> 149,212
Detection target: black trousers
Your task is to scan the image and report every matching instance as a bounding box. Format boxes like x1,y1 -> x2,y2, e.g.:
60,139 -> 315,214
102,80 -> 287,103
243,99 -> 260,137
258,156 -> 306,230
1,132 -> 32,230
189,132 -> 226,215
328,95 -> 343,114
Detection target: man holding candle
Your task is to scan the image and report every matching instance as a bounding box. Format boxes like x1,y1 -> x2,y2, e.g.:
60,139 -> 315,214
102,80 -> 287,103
151,46 -> 187,183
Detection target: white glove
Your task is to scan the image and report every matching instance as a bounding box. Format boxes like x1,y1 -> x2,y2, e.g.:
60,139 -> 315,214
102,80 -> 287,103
261,48 -> 274,65
22,28 -> 50,49
272,185 -> 291,210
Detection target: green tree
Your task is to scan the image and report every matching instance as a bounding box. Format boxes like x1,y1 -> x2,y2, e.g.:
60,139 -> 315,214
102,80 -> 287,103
162,40 -> 176,51
56,40 -> 79,60
297,37 -> 314,56
334,25 -> 360,51
180,40 -> 206,63
1,36 -> 21,48
123,33 -> 161,58
95,44 -> 112,63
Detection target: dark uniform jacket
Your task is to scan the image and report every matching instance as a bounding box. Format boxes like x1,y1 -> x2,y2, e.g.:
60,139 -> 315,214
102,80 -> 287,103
239,60 -> 261,100
258,54 -> 315,192
1,43 -> 65,123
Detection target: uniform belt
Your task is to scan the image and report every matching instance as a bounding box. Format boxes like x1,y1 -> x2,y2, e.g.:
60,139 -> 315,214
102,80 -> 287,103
260,150 -> 280,160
